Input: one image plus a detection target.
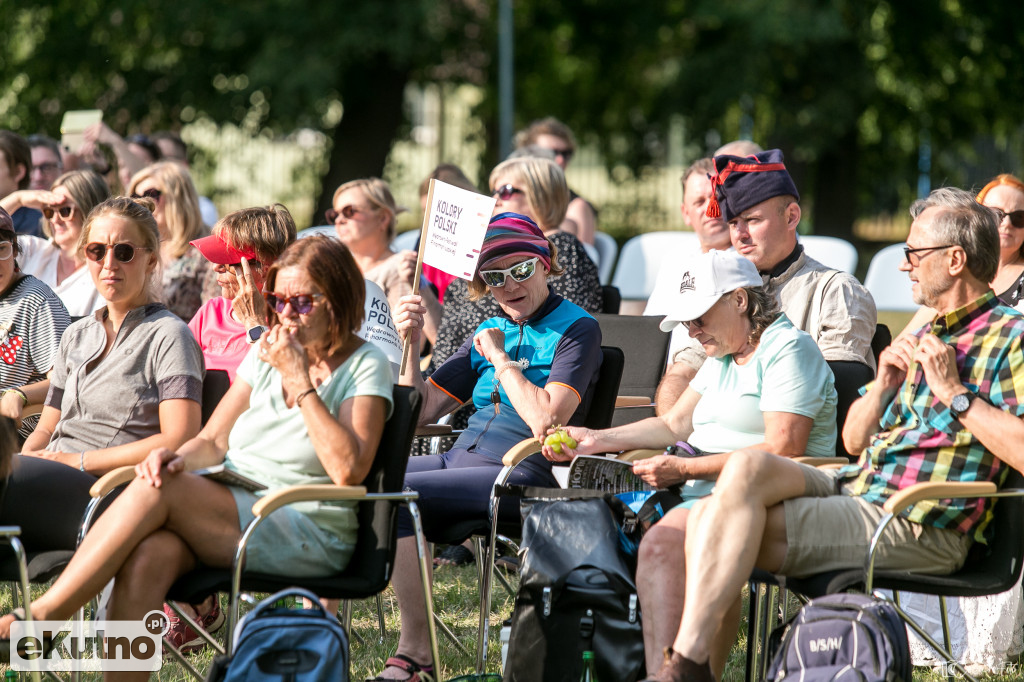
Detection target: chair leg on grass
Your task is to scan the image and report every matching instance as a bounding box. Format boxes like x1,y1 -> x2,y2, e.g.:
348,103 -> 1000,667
874,591 -> 977,682
408,501 -> 441,678
432,612 -> 470,655
161,640 -> 205,681
375,593 -> 386,643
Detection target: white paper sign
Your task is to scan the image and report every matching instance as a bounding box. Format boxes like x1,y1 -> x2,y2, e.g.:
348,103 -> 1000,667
357,280 -> 403,381
421,179 -> 497,280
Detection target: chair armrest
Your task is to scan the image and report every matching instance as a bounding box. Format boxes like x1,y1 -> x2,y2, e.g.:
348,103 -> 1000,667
615,396 -> 653,408
252,484 -> 369,517
615,449 -> 664,463
794,457 -> 850,467
416,424 -> 453,437
882,481 -> 997,515
501,437 -> 544,467
89,465 -> 137,498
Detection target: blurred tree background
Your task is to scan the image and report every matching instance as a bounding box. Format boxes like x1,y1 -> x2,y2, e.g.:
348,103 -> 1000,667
1,0 -> 1022,239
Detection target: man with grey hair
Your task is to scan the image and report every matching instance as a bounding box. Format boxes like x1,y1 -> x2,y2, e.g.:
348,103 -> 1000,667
641,186 -> 1024,682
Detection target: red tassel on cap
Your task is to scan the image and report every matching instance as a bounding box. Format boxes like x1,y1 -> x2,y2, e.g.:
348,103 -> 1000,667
706,171 -> 723,218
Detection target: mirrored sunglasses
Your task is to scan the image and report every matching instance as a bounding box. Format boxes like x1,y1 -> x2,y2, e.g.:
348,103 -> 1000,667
84,242 -> 151,263
479,257 -> 540,288
265,292 -> 324,314
492,184 -> 524,201
42,205 -> 76,221
325,205 -> 361,223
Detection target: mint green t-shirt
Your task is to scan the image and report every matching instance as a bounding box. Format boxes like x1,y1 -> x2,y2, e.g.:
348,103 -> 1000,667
225,341 -> 394,545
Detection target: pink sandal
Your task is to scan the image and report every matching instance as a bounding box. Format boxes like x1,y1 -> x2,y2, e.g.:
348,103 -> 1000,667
367,653 -> 435,682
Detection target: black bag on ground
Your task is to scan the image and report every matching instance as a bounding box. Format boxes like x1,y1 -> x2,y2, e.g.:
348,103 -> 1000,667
764,592 -> 911,682
204,587 -> 349,682
502,487 -> 645,682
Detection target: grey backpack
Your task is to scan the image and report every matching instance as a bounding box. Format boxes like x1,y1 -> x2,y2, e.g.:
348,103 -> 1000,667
765,593 -> 911,682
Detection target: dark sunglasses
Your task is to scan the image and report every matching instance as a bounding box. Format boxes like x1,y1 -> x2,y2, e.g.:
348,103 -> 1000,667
130,188 -> 163,202
548,147 -> 574,161
84,242 -> 151,263
993,208 -> 1024,229
265,292 -> 324,314
325,205 -> 361,223
42,205 -> 75,220
492,184 -> 524,201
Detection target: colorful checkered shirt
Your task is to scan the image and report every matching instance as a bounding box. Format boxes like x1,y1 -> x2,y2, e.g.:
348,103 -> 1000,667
841,291 -> 1024,542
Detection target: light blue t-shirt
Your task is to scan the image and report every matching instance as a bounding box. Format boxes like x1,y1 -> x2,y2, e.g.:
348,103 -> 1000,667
682,314 -> 837,500
225,341 -> 394,544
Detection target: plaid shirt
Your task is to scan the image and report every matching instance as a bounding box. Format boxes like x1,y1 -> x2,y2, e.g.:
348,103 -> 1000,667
841,291 -> 1024,542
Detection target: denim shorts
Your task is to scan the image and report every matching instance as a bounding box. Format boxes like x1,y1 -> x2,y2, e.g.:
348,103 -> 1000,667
229,487 -> 355,578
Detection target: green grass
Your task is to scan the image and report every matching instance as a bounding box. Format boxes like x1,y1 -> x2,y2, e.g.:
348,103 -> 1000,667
3,569 -> 1021,680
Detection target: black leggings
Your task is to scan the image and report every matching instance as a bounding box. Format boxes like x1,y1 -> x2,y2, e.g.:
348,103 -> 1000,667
0,455 -> 97,552
396,447 -> 557,541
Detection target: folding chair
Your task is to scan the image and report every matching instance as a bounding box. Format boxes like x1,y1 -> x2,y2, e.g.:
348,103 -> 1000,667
88,385 -> 428,680
611,231 -> 700,302
746,470 -> 1024,682
864,244 -> 917,312
593,231 -> 619,285
593,314 -> 670,427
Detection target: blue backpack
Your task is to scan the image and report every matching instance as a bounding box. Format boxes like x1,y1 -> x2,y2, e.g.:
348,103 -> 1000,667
764,593 -> 911,682
205,588 -> 349,682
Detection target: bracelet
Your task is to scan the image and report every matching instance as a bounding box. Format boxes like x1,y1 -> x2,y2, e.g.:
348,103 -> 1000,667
3,388 -> 27,406
494,359 -> 529,384
79,452 -> 86,472
295,387 -> 318,408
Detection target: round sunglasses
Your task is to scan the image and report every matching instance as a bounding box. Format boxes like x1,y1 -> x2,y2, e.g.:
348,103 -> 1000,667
492,184 -> 524,201
42,205 -> 76,221
84,242 -> 152,264
265,292 -> 324,314
0,242 -> 13,261
479,257 -> 540,288
325,205 -> 363,223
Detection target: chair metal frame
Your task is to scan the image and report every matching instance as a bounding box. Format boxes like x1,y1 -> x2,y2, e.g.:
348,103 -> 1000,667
746,477 -> 1024,682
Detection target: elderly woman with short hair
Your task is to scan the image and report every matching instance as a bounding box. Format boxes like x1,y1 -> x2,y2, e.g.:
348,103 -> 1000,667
547,249 -> 839,679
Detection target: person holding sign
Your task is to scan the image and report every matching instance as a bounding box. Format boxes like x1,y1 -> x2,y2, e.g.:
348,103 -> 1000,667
188,204 -> 297,382
539,249 -> 839,677
373,213 -> 603,681
329,177 -> 441,349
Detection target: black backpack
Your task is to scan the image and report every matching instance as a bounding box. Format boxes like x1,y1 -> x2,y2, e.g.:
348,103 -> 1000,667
764,592 -> 912,682
502,488 -> 645,682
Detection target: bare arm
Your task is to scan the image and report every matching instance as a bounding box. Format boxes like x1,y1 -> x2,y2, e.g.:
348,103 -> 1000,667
495,366 -> 581,439
565,197 -> 596,245
24,398 -> 202,475
0,379 -> 52,427
393,295 -> 461,423
843,333 -> 916,455
654,362 -> 698,416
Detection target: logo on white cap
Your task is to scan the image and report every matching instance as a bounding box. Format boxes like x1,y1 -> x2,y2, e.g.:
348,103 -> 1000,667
679,272 -> 696,293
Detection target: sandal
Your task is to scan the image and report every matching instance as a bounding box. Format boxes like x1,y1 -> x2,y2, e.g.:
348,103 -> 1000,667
433,543 -> 474,568
0,608 -> 56,664
367,653 -> 435,681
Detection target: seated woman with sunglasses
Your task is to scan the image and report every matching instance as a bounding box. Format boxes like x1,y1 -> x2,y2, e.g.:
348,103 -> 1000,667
128,162 -> 210,321
377,212 -> 603,681
0,237 -> 394,673
329,177 -> 441,347
0,170 -> 110,316
4,196 -> 204,554
0,208 -> 70,441
540,249 -> 837,678
189,205 -> 296,382
900,173 -> 1024,336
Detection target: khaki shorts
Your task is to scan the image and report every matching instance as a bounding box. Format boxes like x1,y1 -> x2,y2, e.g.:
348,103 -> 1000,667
778,464 -> 973,578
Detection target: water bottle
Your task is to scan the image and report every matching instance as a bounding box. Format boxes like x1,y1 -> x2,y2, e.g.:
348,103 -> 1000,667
579,650 -> 598,681
5,668 -> 18,680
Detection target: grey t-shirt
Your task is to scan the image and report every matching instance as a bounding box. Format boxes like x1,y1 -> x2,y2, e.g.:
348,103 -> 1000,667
46,303 -> 204,453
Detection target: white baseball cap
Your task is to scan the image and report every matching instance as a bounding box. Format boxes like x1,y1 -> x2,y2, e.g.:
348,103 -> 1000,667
659,250 -> 763,332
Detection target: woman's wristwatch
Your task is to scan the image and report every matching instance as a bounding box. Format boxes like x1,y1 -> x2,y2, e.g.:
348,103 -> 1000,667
246,325 -> 269,344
